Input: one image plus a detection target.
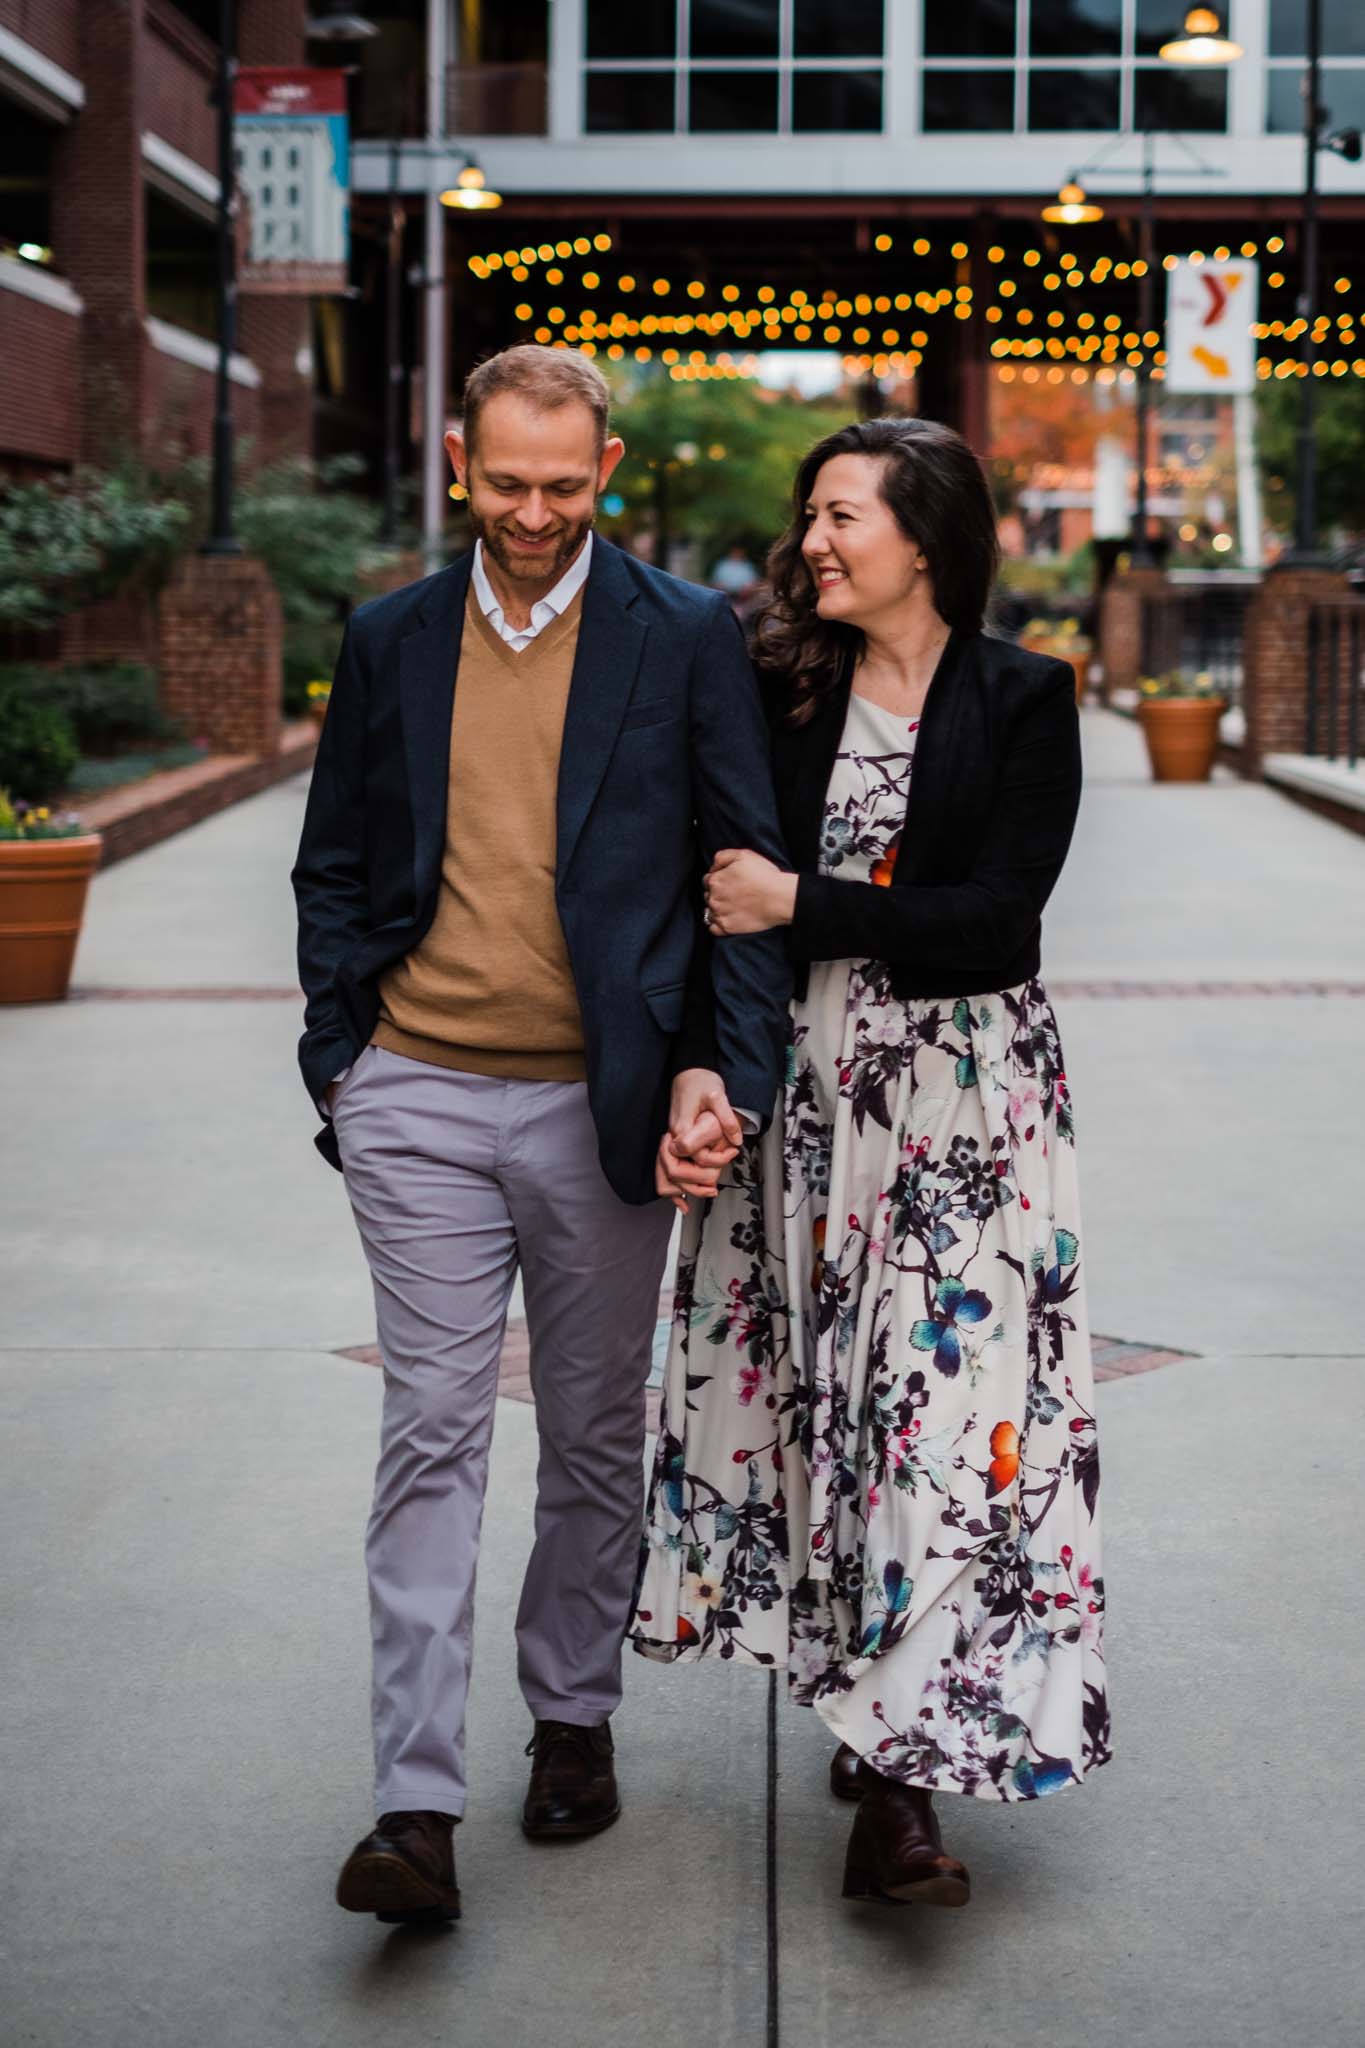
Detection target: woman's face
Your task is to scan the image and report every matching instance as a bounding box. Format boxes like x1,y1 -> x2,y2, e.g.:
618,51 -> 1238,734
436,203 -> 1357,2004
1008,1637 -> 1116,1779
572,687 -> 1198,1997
800,453 -> 930,628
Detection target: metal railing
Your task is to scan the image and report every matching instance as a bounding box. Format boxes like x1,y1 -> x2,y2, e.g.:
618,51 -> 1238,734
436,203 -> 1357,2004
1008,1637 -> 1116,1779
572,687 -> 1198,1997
1306,600 -> 1365,768
1139,572 -> 1259,713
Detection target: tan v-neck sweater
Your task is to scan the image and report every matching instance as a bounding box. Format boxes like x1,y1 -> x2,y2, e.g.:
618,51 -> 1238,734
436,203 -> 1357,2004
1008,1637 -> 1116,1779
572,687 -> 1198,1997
372,586 -> 587,1080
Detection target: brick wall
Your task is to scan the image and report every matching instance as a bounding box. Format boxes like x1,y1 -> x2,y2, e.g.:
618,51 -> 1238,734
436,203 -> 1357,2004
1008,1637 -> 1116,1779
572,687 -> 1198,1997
143,341 -> 262,460
0,291 -> 79,464
52,0 -> 147,466
158,552 -> 283,757
1097,568 -> 1168,699
143,0 -> 216,174
1243,568 -> 1356,767
0,0 -> 81,76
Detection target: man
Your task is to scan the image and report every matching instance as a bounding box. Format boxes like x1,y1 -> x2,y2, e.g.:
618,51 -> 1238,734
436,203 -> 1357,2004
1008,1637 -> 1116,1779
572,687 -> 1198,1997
292,345 -> 790,1924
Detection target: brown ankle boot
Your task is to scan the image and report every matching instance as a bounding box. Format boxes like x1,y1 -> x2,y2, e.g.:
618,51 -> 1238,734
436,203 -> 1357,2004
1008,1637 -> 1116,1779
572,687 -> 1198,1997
829,1743 -> 862,1802
841,1762 -> 970,1909
336,1809 -> 461,1923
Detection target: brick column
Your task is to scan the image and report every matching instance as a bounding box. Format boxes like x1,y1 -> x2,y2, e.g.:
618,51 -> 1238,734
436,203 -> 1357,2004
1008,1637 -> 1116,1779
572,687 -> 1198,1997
1242,567 -> 1353,771
53,0 -> 147,464
158,553 -> 282,756
237,0 -> 313,463
1097,567 -> 1168,700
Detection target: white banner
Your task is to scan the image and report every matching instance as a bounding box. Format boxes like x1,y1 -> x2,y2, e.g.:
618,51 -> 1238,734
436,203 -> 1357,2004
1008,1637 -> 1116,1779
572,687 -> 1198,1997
1164,258 -> 1259,394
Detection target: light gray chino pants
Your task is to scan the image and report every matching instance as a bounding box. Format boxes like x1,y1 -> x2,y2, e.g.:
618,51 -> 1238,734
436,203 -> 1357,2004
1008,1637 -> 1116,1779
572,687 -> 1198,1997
332,1045 -> 674,1818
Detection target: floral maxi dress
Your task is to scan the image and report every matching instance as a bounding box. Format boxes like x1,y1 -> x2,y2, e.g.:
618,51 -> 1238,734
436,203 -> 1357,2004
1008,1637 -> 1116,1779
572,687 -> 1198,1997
632,693 -> 1112,1801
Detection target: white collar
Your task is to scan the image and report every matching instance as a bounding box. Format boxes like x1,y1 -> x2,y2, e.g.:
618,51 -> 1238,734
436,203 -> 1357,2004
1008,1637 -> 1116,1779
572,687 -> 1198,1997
472,531 -> 593,637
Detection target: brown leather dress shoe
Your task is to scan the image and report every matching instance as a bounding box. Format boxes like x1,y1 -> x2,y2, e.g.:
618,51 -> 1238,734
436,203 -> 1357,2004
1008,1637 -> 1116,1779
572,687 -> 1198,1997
522,1720 -> 620,1839
841,1762 -> 970,1909
830,1743 -> 862,1801
335,1809 -> 461,1923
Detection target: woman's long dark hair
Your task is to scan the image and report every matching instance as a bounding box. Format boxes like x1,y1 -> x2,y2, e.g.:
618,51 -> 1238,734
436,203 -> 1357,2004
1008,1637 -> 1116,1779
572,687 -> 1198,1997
753,416 -> 1000,723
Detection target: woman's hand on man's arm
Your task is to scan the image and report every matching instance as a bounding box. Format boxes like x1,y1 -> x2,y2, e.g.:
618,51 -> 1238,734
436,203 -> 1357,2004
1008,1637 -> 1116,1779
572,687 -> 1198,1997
703,849 -> 799,936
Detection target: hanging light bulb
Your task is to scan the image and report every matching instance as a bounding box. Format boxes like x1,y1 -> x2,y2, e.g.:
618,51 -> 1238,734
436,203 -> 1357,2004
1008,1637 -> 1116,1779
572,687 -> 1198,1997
1042,182 -> 1104,226
1159,8 -> 1243,63
441,164 -> 503,211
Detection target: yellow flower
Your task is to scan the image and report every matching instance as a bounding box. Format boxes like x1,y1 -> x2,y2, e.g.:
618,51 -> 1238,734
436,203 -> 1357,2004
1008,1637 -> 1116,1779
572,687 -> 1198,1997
1139,676 -> 1160,695
36,806 -> 49,819
307,679 -> 332,700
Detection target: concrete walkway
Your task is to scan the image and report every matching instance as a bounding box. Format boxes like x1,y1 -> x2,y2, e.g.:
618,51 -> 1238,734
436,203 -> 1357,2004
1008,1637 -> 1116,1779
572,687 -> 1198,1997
3,711 -> 1363,2047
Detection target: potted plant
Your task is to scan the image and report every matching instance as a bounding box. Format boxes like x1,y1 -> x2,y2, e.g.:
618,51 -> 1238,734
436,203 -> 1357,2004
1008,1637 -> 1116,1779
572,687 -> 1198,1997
1136,671 -> 1227,783
1020,616 -> 1092,705
0,791 -> 103,1003
305,678 -> 331,731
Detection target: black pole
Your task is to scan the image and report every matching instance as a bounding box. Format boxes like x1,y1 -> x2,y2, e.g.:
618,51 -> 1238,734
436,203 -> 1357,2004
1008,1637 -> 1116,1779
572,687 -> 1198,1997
1130,132 -> 1156,567
1292,0 -> 1323,560
204,0 -> 240,555
380,139 -> 405,546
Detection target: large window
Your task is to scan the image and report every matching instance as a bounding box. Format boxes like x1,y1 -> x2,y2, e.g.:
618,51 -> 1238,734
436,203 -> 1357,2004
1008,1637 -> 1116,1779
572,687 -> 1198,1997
584,0 -> 885,134
1266,0 -> 1365,134
921,0 -> 1227,132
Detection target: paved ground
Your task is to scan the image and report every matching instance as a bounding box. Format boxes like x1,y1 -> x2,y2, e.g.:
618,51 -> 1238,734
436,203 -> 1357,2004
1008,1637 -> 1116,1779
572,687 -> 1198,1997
3,711 -> 1363,2047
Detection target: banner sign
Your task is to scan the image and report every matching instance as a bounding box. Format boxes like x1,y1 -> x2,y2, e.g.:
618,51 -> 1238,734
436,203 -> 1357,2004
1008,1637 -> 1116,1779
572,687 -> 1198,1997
1164,258 -> 1259,394
234,68 -> 349,295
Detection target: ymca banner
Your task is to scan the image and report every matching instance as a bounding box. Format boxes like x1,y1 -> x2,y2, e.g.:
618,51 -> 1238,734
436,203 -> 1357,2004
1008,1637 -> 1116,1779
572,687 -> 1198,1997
1164,258 -> 1259,394
234,68 -> 349,295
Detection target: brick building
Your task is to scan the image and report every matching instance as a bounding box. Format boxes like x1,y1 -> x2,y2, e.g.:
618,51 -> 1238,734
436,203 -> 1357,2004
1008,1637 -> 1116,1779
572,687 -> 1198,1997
0,0 -> 313,483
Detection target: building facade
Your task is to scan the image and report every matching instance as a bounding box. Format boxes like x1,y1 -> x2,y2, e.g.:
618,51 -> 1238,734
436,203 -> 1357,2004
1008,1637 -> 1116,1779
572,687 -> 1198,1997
0,0 -> 312,483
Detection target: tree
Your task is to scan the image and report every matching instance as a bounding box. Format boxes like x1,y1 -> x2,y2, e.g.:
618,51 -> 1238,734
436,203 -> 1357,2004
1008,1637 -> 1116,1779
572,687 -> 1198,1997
602,367 -> 847,571
1256,377 -> 1365,545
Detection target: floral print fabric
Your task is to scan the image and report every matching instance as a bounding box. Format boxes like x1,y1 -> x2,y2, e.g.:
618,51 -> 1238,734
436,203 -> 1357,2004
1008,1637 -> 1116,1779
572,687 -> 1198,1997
632,693 -> 1111,1801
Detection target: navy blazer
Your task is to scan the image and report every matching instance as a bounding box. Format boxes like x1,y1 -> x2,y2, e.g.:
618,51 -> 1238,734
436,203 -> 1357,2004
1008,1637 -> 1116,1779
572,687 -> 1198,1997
291,538 -> 792,1204
768,630 -> 1082,1001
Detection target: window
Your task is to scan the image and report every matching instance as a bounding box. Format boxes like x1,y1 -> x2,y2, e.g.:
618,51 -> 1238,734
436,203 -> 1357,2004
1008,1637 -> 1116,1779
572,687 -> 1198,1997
921,0 -> 1229,134
1269,0 -> 1365,58
583,0 -> 885,133
1267,0 -> 1365,139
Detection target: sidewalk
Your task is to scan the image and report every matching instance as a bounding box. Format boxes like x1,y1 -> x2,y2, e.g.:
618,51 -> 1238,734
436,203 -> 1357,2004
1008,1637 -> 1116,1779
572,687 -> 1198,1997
2,711 -> 1363,2048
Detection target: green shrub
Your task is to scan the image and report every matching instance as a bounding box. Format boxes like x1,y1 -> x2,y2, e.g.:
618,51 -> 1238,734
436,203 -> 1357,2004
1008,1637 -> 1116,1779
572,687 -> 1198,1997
0,680 -> 78,802
0,661 -> 179,754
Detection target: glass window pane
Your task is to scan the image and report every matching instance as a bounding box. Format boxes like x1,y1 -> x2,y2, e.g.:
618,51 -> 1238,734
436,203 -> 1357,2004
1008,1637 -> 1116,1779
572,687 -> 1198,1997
690,0 -> 780,60
793,69 -> 884,130
586,0 -> 676,59
1267,65 -> 1365,131
1270,0 -> 1365,58
1029,1 -> 1122,58
688,68 -> 780,129
923,1 -> 1015,59
1134,1 -> 1192,57
1028,68 -> 1120,128
585,69 -> 676,130
794,0 -> 884,58
922,69 -> 1014,129
1133,65 -> 1227,131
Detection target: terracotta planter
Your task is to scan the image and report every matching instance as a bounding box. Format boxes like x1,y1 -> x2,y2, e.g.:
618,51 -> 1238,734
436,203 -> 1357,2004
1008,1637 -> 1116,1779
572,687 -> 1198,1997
0,833 -> 103,1003
1137,697 -> 1227,783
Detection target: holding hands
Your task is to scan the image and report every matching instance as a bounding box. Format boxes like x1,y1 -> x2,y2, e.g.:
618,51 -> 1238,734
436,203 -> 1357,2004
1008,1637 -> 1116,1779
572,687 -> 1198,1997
703,849 -> 797,937
655,1069 -> 744,1215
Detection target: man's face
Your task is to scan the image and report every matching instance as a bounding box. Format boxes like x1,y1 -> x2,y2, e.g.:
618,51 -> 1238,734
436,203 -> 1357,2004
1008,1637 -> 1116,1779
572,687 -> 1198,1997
447,393 -> 624,585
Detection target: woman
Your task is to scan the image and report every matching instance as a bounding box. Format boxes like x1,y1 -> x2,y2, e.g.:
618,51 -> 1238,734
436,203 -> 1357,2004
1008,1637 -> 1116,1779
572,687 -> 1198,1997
632,418 -> 1111,1909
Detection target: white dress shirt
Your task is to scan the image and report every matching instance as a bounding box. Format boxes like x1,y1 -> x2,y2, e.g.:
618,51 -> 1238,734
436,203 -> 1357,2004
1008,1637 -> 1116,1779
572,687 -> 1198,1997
471,531 -> 593,650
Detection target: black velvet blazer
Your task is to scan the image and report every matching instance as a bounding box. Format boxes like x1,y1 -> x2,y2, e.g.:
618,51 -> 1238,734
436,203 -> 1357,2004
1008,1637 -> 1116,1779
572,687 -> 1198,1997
768,630 -> 1082,1001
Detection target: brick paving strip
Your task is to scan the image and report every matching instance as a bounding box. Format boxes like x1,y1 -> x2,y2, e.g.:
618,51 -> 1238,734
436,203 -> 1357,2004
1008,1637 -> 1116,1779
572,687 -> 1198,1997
71,980 -> 1365,1002
337,1302 -> 1195,1428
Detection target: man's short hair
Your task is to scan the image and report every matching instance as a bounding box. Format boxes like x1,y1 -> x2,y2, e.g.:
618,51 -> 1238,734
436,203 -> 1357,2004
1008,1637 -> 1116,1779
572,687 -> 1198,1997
461,344 -> 611,454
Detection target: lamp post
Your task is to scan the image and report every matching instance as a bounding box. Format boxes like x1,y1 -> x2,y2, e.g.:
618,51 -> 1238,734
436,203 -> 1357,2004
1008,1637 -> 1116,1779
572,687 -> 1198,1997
204,0 -> 239,555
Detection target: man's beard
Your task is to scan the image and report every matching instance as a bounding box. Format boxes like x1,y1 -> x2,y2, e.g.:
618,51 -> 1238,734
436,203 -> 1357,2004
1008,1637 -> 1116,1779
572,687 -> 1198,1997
472,506 -> 594,584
